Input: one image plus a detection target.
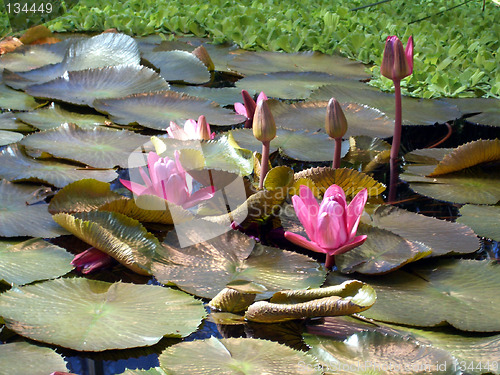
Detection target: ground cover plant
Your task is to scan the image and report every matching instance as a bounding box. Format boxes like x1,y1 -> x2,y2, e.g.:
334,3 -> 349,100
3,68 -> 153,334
0,10 -> 499,375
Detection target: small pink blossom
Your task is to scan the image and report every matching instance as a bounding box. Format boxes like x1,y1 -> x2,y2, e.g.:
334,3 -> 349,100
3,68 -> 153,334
381,35 -> 414,82
71,247 -> 114,274
234,90 -> 268,128
120,151 -> 214,209
167,115 -> 215,140
284,185 -> 367,256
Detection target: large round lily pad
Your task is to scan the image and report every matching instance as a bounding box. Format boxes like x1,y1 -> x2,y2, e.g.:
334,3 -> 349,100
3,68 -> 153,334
0,179 -> 68,238
17,103 -> 109,130
0,341 -> 70,375
328,259 -> 500,332
229,128 -> 349,162
0,130 -> 23,146
457,204 -> 500,241
20,123 -> 151,168
0,238 -> 73,285
152,230 -> 326,299
158,337 -> 321,375
144,50 -> 210,84
26,65 -> 170,106
0,112 -> 35,132
93,91 -> 245,129
170,85 -> 242,106
0,83 -> 38,110
0,145 -> 118,188
53,211 -> 161,275
0,278 -> 206,351
268,100 -> 394,138
0,40 -> 69,72
228,50 -> 369,79
444,97 -> 500,127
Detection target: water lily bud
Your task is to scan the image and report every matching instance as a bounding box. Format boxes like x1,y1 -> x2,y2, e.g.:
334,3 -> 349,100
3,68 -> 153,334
325,98 -> 348,139
381,35 -> 413,81
253,99 -> 276,143
197,115 -> 211,140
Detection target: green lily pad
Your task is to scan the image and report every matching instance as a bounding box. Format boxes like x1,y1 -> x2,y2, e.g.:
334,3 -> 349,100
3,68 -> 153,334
268,100 -> 394,138
26,65 -> 170,107
457,204 -> 500,241
228,128 -> 349,162
0,145 -> 118,188
336,224 -> 432,275
0,83 -> 38,110
170,85 -> 242,106
0,238 -> 73,285
444,97 -> 500,127
144,50 -> 210,84
344,135 -> 392,167
0,130 -> 23,146
152,230 -> 326,299
235,72 -> 344,100
4,33 -> 141,90
304,330 -> 458,375
0,278 -> 206,351
20,123 -> 151,168
0,341 -> 70,375
48,179 -> 122,214
16,103 -> 109,130
0,40 -> 69,72
0,112 -> 35,132
53,211 -> 161,275
311,83 -> 462,125
94,91 -> 245,129
118,368 -> 167,375
227,50 -> 369,79
0,179 -> 68,238
158,337 -> 321,375
327,259 -> 500,332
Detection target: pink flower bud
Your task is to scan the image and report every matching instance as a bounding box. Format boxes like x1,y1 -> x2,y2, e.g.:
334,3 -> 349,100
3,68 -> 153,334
381,35 -> 414,82
325,98 -> 348,139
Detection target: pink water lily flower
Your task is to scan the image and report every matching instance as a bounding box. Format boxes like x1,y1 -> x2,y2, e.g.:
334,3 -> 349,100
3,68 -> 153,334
71,247 -> 114,274
120,151 -> 214,209
167,115 -> 215,140
284,185 -> 367,268
234,90 -> 268,128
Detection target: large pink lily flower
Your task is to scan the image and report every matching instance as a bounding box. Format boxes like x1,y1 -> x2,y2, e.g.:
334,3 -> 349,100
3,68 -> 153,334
234,90 -> 268,128
120,151 -> 214,209
167,115 -> 215,140
284,185 -> 367,268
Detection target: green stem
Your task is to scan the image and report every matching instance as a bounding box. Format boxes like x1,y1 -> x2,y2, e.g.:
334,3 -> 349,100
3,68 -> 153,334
259,141 -> 270,190
332,137 -> 342,169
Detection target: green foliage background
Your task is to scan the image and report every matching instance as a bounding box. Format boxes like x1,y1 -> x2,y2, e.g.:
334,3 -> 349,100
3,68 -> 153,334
1,0 -> 499,99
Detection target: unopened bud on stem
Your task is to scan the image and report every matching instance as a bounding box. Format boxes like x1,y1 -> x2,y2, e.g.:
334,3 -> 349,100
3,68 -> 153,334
253,99 -> 276,143
325,98 -> 348,139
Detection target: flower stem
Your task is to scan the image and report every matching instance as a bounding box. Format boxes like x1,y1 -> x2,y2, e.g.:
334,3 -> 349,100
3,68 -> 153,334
325,254 -> 335,270
259,141 -> 270,189
390,80 -> 402,162
332,137 -> 342,169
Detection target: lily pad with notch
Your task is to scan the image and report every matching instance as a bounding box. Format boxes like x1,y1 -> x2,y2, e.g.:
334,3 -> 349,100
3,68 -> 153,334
457,204 -> 500,241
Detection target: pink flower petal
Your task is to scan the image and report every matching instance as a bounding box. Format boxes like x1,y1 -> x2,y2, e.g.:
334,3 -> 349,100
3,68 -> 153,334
284,231 -> 328,254
120,178 -> 148,196
71,247 -> 114,274
234,102 -> 247,117
292,194 -> 316,240
405,36 -> 414,74
138,166 -> 152,188
256,91 -> 268,103
327,235 -> 367,256
147,152 -> 160,186
324,184 -> 346,206
182,185 -> 215,209
346,188 -> 367,239
164,174 -> 189,205
317,211 -> 345,249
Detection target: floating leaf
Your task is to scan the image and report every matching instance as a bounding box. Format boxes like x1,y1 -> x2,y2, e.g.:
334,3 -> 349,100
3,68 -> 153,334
245,280 -> 376,323
118,368 -> 167,375
48,179 -> 122,214
16,103 -> 109,130
26,65 -> 170,106
99,195 -> 193,225
0,130 -> 23,146
0,83 -> 38,110
152,230 -> 326,299
208,287 -> 256,313
4,33 -> 141,90
268,100 -> 394,138
294,167 -> 386,196
228,50 -> 369,79
53,211 -> 161,275
94,91 -> 245,129
170,85 -> 242,106
0,180 -> 68,238
427,139 -> 500,177
457,204 -> 500,241
0,145 -> 118,188
229,128 -> 349,162
311,83 -> 461,125
235,72 -> 344,99
0,238 -> 73,285
20,123 -> 151,168
0,112 -> 35,132
144,50 -> 210,84
304,330 -> 458,375
444,97 -> 500,127
328,259 -> 500,332
0,341 -> 69,375
0,41 -> 68,72
158,337 -> 321,375
0,278 -> 206,351
336,224 -> 432,274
